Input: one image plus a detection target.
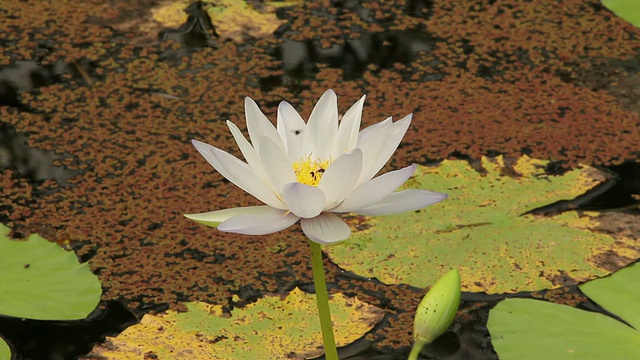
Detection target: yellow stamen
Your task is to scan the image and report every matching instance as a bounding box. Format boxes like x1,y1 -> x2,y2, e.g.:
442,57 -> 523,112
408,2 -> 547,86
293,156 -> 331,186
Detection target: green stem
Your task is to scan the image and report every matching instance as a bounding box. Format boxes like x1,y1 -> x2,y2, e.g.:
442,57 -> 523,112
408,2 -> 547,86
309,240 -> 339,360
407,339 -> 427,360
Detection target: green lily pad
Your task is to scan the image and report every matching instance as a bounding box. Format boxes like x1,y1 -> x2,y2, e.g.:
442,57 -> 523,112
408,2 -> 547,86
88,288 -> 384,359
326,156 -> 639,293
487,263 -> 640,359
0,224 -> 102,320
0,336 -> 10,360
602,0 -> 640,28
580,262 -> 640,329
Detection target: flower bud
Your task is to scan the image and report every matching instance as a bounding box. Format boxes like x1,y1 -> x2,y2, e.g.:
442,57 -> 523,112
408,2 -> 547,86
413,268 -> 461,344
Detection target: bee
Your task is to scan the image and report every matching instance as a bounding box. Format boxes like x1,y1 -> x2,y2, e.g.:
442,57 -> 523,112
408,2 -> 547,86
309,168 -> 325,180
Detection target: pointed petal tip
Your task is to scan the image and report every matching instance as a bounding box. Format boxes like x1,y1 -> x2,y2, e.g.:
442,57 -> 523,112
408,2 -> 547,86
183,211 -> 218,221
398,113 -> 413,123
434,191 -> 448,202
277,100 -> 289,110
319,89 -> 338,102
191,139 -> 210,152
348,94 -> 366,109
183,212 -> 222,228
349,94 -> 367,113
244,96 -> 263,115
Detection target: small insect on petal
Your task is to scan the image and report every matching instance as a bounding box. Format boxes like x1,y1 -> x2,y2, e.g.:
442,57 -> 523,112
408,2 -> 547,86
413,268 -> 461,345
187,90 -> 447,246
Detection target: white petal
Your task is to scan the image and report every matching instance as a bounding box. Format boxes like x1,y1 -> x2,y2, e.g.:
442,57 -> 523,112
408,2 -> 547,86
355,117 -> 393,184
282,182 -> 327,218
332,94 -> 365,157
356,116 -> 387,142
217,207 -> 300,235
303,89 -> 338,159
277,101 -> 306,161
191,140 -> 286,209
301,213 -> 351,244
257,135 -> 297,195
318,149 -> 363,209
333,164 -> 417,213
358,114 -> 412,184
354,189 -> 448,216
245,97 -> 283,151
184,206 -> 275,227
227,120 -> 267,180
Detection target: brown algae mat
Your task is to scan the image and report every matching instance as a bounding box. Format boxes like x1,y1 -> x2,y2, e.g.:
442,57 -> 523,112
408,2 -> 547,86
1,0 -> 639,355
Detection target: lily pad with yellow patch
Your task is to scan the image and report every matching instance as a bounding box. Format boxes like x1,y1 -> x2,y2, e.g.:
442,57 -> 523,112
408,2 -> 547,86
87,288 -> 384,359
326,156 -> 639,293
147,0 -> 291,42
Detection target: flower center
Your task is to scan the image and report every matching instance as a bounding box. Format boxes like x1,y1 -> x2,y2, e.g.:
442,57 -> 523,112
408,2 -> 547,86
292,157 -> 331,186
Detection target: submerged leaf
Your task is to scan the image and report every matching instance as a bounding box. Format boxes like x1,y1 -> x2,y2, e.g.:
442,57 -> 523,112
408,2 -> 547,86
88,288 -> 384,359
0,224 -> 102,320
487,263 -> 640,359
326,156 -> 639,293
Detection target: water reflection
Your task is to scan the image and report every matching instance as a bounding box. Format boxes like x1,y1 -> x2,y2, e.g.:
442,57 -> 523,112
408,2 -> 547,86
158,1 -> 219,61
0,58 -> 100,111
0,121 -> 78,183
262,30 -> 443,91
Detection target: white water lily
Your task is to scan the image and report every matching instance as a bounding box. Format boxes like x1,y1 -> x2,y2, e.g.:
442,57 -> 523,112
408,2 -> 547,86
186,89 -> 447,244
